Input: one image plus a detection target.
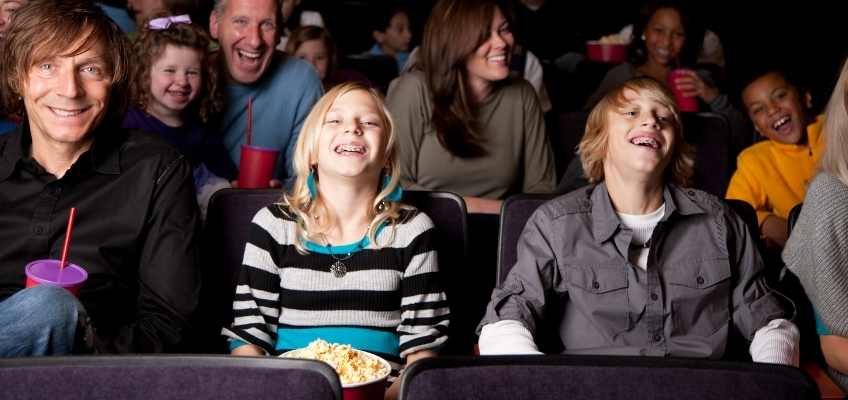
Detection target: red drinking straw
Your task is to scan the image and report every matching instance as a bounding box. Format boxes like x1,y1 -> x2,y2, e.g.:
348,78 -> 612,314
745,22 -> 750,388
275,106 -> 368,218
59,207 -> 77,270
246,96 -> 253,146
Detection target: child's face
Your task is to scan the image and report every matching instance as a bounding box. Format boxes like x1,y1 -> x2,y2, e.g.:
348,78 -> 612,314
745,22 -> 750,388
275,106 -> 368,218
376,11 -> 411,54
0,0 -> 25,38
127,0 -> 164,24
281,0 -> 298,23
643,8 -> 685,68
604,88 -> 676,183
315,90 -> 388,183
742,72 -> 807,145
295,39 -> 329,81
148,45 -> 202,118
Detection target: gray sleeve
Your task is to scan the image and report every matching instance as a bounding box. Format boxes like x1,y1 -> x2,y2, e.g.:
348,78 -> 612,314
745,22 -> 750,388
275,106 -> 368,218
520,83 -> 556,194
697,68 -> 753,153
585,63 -> 633,110
478,209 -> 559,336
726,206 -> 787,340
556,157 -> 589,194
789,176 -> 848,335
708,93 -> 754,155
386,74 -> 429,191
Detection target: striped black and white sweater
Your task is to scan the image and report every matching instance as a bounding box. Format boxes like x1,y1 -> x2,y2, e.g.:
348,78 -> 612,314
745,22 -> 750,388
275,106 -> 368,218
222,204 -> 449,365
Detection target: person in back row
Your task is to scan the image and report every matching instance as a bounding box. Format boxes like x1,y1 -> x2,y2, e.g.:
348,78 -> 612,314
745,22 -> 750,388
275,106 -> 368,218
223,83 -> 448,400
124,16 -> 235,219
726,68 -> 824,249
367,5 -> 412,74
210,0 -> 323,185
478,78 -> 798,365
387,0 -> 555,214
286,25 -> 371,92
586,1 -> 749,154
0,0 -> 200,355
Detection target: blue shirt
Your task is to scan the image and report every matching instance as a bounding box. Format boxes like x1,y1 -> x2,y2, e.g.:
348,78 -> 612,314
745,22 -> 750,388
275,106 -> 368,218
0,119 -> 17,136
814,309 -> 832,335
368,44 -> 408,74
219,53 -> 323,181
97,3 -> 136,33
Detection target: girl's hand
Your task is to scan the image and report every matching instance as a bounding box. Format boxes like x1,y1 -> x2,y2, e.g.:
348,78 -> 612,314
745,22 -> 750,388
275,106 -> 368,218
464,196 -> 503,214
671,70 -> 719,103
760,214 -> 789,249
385,350 -> 437,400
231,343 -> 264,356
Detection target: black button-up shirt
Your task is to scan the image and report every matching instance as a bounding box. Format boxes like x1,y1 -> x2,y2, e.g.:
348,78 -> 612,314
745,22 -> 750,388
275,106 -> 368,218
481,183 -> 786,358
0,125 -> 201,353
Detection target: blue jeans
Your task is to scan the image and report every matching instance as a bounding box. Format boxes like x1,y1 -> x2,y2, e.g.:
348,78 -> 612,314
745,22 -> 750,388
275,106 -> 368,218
0,285 -> 87,357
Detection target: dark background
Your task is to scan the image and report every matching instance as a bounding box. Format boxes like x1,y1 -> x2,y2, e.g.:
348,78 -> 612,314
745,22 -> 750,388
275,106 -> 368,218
194,0 -> 847,110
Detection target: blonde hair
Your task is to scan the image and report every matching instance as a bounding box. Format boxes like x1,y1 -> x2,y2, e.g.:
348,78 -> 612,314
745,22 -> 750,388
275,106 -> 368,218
281,82 -> 405,253
578,77 -> 694,186
821,58 -> 848,185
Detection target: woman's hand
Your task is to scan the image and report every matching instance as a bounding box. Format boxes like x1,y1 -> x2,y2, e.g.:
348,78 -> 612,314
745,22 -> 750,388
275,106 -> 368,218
671,69 -> 720,104
384,350 -> 437,400
231,343 -> 264,356
464,196 -> 503,214
821,335 -> 848,375
760,214 -> 789,249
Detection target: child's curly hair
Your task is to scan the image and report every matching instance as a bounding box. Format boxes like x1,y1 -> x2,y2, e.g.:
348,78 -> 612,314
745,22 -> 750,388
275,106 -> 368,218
129,19 -> 221,123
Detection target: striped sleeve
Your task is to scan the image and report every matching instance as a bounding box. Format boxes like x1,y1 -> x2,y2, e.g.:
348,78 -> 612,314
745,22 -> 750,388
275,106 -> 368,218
221,206 -> 284,354
397,213 -> 450,357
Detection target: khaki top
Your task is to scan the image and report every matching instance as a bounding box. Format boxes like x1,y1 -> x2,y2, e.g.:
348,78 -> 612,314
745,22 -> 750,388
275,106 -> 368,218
480,183 -> 787,358
386,71 -> 555,199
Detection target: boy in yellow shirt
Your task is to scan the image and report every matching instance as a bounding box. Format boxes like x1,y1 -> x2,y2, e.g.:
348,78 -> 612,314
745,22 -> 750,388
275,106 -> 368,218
727,70 -> 824,248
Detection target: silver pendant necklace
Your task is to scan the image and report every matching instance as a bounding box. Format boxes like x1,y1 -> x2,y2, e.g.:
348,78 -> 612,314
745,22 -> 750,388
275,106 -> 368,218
322,236 -> 357,278
329,253 -> 353,278
319,221 -> 372,278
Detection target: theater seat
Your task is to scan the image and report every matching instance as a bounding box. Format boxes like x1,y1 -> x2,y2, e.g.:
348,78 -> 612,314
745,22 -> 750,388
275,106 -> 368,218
400,355 -> 819,400
0,355 -> 341,400
192,189 -> 471,354
497,193 -> 558,284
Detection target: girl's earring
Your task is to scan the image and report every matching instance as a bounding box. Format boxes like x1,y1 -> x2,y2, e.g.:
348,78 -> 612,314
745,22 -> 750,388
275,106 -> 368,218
641,34 -> 646,41
381,173 -> 403,202
307,166 -> 318,199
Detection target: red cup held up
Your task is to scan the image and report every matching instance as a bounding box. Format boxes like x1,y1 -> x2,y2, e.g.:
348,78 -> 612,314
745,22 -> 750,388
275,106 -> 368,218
668,68 -> 699,113
238,145 -> 279,189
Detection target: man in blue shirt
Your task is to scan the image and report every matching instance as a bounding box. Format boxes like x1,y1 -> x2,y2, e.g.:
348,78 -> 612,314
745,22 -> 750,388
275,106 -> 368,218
210,0 -> 323,183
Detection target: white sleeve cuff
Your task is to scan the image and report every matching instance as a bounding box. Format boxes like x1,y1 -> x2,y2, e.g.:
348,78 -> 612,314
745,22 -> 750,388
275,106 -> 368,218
478,320 -> 543,355
749,318 -> 800,367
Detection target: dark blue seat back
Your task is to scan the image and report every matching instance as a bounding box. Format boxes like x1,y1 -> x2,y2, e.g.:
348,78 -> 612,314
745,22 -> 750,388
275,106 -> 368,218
400,355 -> 819,400
497,193 -> 558,285
0,355 -> 342,400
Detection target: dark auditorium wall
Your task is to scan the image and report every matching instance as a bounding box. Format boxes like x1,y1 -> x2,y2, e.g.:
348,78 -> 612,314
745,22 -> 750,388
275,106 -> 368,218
210,0 -> 843,109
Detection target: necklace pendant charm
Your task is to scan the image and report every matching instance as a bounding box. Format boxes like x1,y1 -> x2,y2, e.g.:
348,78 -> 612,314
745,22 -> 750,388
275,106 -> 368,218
330,261 -> 347,278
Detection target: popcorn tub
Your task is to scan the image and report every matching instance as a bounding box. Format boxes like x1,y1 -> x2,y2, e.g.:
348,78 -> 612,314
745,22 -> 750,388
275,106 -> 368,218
586,41 -> 627,63
281,340 -> 392,400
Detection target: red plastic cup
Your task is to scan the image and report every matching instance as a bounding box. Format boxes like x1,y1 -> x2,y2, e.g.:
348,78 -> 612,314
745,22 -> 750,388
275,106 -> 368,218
238,144 -> 279,189
668,68 -> 699,112
25,259 -> 88,297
